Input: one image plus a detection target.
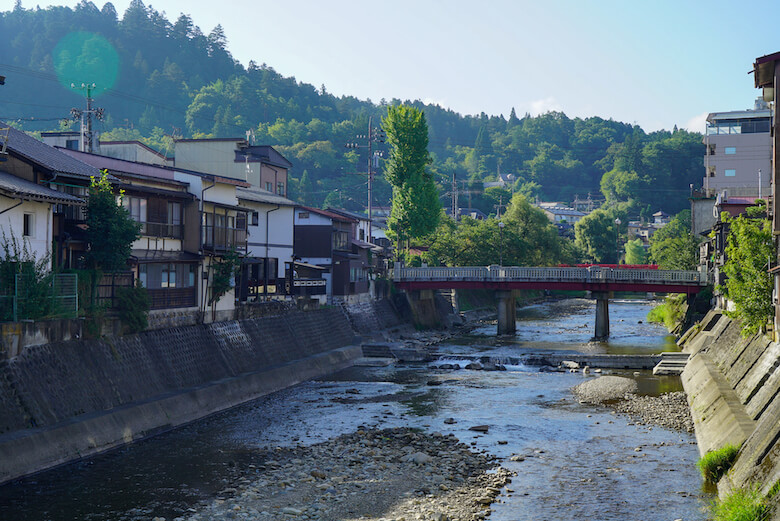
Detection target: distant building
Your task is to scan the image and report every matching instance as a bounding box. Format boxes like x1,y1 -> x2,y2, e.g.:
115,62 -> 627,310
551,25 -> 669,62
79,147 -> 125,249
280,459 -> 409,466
691,98 -> 772,236
539,205 -> 586,224
703,99 -> 771,197
444,207 -> 487,221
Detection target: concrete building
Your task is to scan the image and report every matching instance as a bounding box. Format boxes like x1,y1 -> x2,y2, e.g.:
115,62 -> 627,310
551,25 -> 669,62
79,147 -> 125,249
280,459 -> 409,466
236,187 -> 296,300
703,100 -> 771,197
691,99 -> 772,236
173,138 -> 291,196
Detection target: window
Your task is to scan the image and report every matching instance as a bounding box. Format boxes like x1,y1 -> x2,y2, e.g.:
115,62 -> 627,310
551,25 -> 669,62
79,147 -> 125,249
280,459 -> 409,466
298,211 -> 310,219
65,139 -> 79,150
277,182 -> 285,196
725,169 -> 736,177
139,263 -> 197,289
333,230 -> 349,250
123,196 -> 147,223
265,182 -> 273,192
23,213 -> 34,237
725,147 -> 736,155
251,211 -> 259,226
168,202 -> 182,226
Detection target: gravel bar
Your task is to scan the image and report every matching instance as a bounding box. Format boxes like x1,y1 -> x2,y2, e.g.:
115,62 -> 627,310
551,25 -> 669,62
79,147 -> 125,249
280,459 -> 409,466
180,428 -> 514,521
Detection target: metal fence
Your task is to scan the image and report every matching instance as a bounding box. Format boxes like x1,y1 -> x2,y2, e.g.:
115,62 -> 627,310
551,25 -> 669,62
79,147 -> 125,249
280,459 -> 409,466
0,273 -> 78,322
394,266 -> 710,285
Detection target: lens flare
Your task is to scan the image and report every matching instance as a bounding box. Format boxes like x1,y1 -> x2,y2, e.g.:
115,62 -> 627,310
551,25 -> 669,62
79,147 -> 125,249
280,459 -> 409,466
52,32 -> 120,95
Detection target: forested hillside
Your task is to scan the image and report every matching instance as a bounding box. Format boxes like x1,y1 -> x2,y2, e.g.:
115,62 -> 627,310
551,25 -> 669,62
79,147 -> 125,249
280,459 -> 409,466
0,0 -> 704,216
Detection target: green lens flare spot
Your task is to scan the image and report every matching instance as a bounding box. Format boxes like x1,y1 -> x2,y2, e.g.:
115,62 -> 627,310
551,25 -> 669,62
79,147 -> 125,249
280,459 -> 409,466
52,32 -> 120,95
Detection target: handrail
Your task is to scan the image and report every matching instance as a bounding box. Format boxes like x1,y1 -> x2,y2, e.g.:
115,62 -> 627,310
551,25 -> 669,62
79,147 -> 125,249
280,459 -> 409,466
393,266 -> 709,285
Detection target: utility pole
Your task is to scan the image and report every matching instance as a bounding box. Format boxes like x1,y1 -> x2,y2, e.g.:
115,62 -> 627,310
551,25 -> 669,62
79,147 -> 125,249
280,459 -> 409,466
494,195 -> 507,219
70,83 -> 103,153
345,116 -> 385,243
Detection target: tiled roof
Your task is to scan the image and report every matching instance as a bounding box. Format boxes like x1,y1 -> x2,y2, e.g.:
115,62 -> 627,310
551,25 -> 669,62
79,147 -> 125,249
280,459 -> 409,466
2,122 -> 103,180
299,206 -> 357,223
0,170 -> 85,205
237,187 -> 296,206
543,206 -> 586,216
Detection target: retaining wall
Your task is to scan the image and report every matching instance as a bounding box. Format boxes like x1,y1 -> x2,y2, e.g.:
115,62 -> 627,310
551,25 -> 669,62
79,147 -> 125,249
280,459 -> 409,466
681,310 -> 780,511
0,305 -> 366,484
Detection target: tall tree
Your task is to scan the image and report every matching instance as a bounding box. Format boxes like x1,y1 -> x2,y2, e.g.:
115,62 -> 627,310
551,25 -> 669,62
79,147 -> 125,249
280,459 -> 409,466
383,105 -> 440,245
720,202 -> 773,336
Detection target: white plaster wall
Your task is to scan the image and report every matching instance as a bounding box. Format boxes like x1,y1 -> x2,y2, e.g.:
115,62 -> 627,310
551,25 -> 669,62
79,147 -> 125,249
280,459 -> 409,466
175,141 -> 246,182
0,200 -> 52,261
244,203 -> 294,278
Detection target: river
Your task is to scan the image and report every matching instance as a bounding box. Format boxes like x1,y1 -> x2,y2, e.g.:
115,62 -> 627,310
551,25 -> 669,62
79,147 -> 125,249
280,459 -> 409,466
0,298 -> 710,521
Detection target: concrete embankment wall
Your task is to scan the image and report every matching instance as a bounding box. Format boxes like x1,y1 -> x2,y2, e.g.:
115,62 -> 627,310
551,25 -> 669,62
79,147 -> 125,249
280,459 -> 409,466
0,305 -> 376,484
681,310 -> 780,506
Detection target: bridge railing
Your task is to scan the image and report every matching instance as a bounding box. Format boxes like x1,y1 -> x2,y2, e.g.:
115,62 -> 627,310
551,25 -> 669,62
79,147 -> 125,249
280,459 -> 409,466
393,266 -> 708,285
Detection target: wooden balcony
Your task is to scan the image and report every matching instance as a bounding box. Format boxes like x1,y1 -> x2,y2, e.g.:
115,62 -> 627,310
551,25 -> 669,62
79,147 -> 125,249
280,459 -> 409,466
203,225 -> 247,252
147,287 -> 197,309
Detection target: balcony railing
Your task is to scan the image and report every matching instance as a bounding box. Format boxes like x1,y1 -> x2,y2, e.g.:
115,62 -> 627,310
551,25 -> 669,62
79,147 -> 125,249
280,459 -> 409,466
147,287 -> 197,309
139,221 -> 183,239
203,226 -> 247,252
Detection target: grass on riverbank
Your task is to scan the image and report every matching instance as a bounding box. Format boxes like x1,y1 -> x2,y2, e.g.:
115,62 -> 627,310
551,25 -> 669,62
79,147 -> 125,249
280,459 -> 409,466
713,487 -> 769,521
698,444 -> 740,483
647,294 -> 687,331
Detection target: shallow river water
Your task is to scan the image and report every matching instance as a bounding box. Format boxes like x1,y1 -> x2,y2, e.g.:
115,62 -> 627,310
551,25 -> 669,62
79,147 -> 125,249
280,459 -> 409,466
0,299 -> 711,521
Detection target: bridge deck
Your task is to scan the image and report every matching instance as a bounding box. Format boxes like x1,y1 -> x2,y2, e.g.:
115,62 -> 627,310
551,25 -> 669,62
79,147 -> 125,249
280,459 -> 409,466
394,266 -> 709,294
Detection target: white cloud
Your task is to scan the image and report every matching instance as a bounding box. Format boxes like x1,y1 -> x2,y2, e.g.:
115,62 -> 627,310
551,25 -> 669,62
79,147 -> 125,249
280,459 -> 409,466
530,96 -> 562,116
684,111 -> 709,134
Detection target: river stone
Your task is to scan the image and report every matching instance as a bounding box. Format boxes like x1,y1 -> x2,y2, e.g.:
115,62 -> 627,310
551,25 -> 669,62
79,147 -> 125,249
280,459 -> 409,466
571,375 -> 638,404
465,362 -> 483,370
561,360 -> 580,369
469,425 -> 489,433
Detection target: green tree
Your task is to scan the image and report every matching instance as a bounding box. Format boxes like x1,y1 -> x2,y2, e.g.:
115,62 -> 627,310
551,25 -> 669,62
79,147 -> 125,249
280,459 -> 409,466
428,194 -> 563,267
383,105 -> 441,246
84,171 -> 141,305
720,202 -> 773,336
574,209 -> 621,263
649,210 -> 698,270
624,238 -> 648,264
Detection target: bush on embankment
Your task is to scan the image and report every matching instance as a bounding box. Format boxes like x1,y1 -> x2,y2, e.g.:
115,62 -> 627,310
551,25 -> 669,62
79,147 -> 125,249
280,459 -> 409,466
648,294 -> 687,331
713,487 -> 769,521
697,444 -> 740,484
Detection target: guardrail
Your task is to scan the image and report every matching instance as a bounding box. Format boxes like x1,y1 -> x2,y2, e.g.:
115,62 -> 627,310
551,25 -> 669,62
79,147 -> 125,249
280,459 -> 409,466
393,266 -> 709,285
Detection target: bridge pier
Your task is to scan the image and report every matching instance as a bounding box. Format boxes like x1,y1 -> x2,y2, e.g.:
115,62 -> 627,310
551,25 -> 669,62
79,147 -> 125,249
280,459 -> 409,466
593,291 -> 611,340
496,290 -> 517,335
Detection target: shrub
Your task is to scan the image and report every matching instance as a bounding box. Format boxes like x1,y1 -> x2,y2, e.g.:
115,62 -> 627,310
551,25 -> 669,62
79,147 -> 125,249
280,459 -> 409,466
713,487 -> 768,521
697,444 -> 740,483
116,280 -> 150,334
647,294 -> 687,331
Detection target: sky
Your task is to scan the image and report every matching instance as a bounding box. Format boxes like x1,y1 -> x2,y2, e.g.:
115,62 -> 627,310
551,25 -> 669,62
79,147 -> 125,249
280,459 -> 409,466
9,0 -> 780,133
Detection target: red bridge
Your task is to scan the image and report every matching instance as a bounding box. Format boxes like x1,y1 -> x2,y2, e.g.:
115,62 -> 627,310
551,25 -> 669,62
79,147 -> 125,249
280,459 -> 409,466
393,266 -> 709,338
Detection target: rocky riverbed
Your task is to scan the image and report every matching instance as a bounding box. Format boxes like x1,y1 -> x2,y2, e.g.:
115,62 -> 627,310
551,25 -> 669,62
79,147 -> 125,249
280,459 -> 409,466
572,375 -> 694,433
180,428 -> 514,521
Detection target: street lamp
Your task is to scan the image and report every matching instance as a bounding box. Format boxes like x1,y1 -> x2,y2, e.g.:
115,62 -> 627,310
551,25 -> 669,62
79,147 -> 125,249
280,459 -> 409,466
614,217 -> 621,264
499,221 -> 505,266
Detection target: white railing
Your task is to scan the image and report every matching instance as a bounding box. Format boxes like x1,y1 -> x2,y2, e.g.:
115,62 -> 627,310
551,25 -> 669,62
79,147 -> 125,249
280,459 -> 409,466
393,266 -> 709,286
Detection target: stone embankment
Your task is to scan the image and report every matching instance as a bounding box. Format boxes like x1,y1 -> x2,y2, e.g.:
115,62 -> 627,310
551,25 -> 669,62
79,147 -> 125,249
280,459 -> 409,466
679,309 -> 780,514
181,428 -> 514,521
0,300 -> 419,485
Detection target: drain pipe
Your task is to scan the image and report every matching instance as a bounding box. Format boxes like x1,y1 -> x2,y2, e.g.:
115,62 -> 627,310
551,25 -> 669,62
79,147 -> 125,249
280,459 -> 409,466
264,204 -> 280,297
199,179 -> 216,322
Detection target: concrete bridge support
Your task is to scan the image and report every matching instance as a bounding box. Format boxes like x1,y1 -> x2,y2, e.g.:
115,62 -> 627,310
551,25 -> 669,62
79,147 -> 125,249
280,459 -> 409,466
406,289 -> 441,329
496,290 -> 517,335
593,291 -> 611,340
